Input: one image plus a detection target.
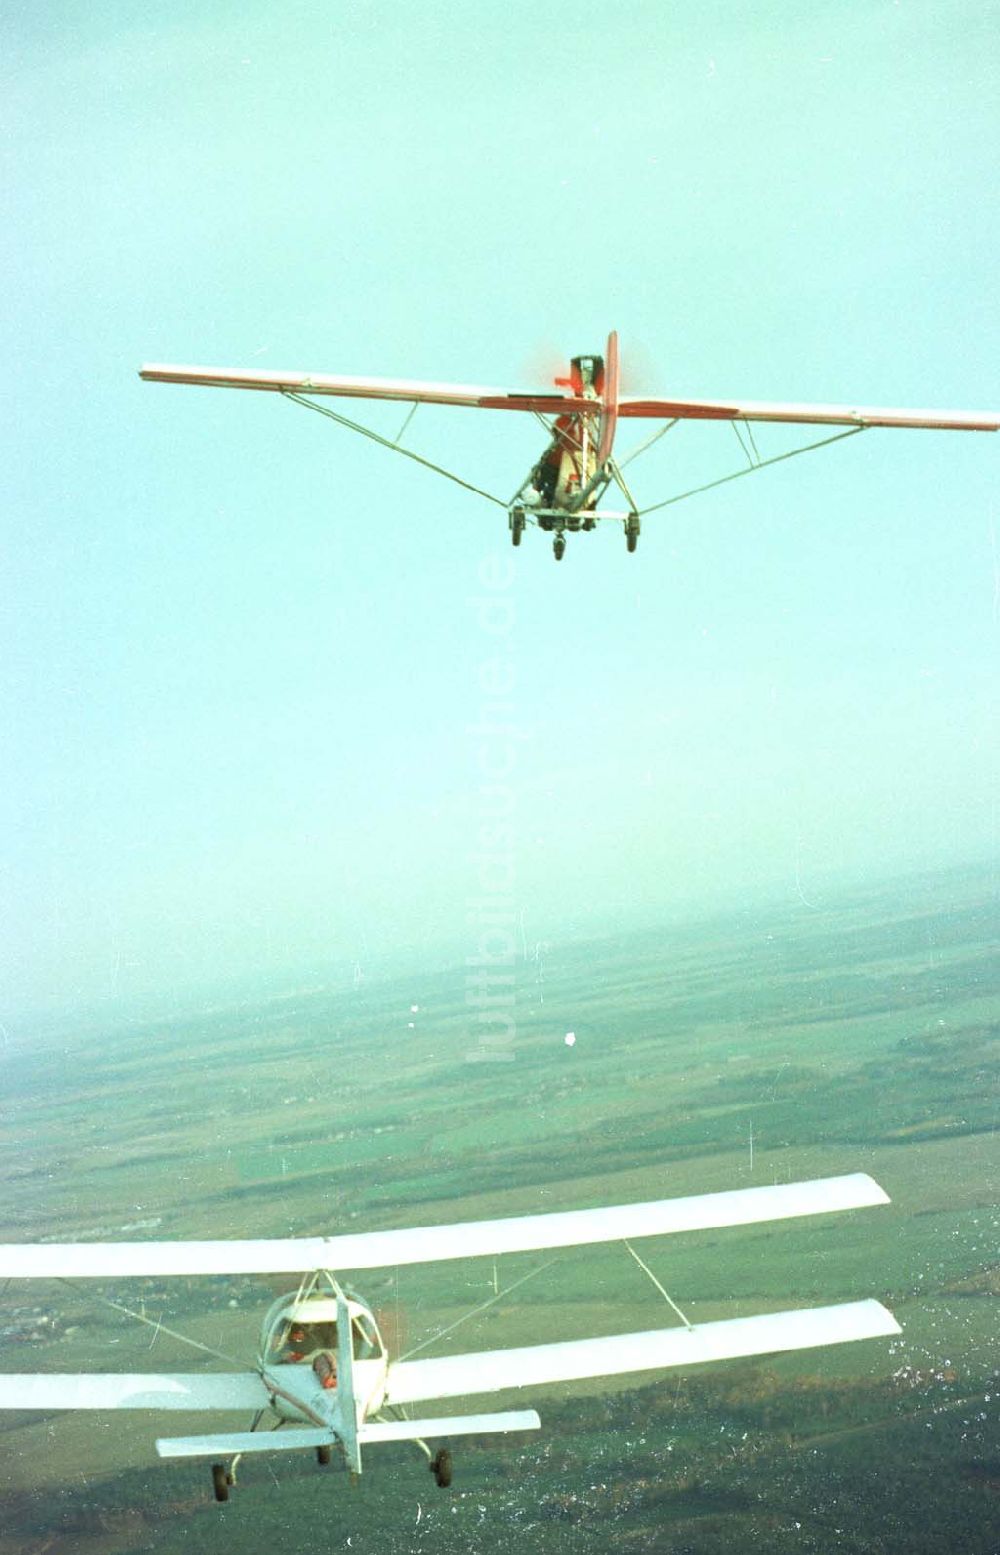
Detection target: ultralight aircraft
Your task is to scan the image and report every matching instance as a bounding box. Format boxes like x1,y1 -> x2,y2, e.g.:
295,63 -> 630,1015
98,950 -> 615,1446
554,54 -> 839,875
0,1172 -> 899,1501
140,332 -> 999,559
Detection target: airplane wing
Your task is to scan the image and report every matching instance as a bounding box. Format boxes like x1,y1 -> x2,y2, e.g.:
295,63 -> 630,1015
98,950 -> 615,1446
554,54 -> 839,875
139,365 -> 999,431
139,364 -> 594,416
386,1299 -> 900,1406
0,1372 -> 271,1412
0,1173 -> 889,1280
618,395 -> 1000,431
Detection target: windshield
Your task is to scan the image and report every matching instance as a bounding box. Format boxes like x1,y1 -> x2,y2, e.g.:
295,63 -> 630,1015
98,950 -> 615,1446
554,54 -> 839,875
272,1319 -> 339,1361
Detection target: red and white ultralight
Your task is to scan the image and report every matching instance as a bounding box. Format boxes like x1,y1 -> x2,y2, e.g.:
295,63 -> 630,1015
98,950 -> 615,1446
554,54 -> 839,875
140,332 -> 998,559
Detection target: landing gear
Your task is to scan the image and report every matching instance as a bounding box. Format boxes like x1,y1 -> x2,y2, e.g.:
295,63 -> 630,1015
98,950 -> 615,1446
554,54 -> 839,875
211,1462 -> 232,1503
509,507 -> 525,547
316,1444 -> 332,1466
429,1447 -> 453,1488
553,535 -> 566,561
625,514 -> 640,554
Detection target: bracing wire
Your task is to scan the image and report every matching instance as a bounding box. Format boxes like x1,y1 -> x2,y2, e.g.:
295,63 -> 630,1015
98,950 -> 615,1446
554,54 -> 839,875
398,1254 -> 561,1362
730,419 -> 757,469
59,1277 -> 254,1371
637,425 -> 867,516
281,390 -> 508,509
393,401 -> 420,446
59,1275 -> 330,1430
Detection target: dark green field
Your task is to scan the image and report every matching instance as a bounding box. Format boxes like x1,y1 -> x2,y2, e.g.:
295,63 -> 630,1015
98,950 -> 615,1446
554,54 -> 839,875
1,863 -> 996,1553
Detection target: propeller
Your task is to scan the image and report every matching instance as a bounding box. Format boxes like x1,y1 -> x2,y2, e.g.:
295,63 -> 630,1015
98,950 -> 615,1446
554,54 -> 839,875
521,334 -> 657,394
520,341 -> 569,389
618,334 -> 657,395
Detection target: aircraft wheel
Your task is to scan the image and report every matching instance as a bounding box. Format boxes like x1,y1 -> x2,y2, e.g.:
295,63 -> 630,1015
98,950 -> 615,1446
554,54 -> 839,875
211,1462 -> 230,1503
626,531 -> 638,553
553,536 -> 566,561
316,1444 -> 332,1466
429,1448 -> 453,1488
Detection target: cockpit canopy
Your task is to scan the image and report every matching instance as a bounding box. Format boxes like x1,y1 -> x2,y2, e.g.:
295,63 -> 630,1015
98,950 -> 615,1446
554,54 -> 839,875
569,354 -> 604,396
260,1292 -> 385,1364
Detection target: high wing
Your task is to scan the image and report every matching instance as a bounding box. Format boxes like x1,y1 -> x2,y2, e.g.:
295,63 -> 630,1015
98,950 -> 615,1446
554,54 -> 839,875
617,395 -> 1000,431
139,364 -> 594,416
139,363 -> 999,431
0,1372 -> 271,1412
0,1173 -> 888,1280
386,1300 -> 900,1406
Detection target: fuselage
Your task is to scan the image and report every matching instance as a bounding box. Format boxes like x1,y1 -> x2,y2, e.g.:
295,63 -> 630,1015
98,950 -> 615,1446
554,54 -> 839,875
258,1289 -> 388,1427
530,352 -> 605,512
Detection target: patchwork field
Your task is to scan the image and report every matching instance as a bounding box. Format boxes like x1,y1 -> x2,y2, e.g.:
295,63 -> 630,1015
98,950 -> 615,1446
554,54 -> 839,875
0,862 -> 996,1552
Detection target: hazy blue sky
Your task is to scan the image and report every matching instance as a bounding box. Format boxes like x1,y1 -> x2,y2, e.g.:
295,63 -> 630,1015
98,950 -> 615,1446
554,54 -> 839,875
3,1 -> 997,1016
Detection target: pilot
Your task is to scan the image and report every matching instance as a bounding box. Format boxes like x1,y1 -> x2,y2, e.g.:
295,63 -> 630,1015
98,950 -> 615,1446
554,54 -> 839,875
281,1319 -> 339,1363
530,452 -> 559,507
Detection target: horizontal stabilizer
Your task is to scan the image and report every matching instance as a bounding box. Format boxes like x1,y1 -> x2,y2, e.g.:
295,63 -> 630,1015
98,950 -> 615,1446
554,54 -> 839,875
387,1299 -> 900,1405
0,1173 -> 890,1279
0,1371 -> 271,1412
360,1409 -> 541,1444
157,1427 -> 333,1459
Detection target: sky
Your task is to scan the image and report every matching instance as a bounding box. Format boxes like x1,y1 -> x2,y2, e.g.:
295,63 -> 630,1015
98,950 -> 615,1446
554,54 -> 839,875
2,0 -> 998,1018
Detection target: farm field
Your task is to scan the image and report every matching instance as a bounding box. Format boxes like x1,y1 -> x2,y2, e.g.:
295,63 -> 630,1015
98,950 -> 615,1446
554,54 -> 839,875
0,861 -> 996,1553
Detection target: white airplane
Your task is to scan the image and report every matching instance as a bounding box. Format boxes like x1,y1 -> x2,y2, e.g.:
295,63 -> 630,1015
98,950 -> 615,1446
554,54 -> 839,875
140,333 -> 999,560
0,1173 -> 899,1502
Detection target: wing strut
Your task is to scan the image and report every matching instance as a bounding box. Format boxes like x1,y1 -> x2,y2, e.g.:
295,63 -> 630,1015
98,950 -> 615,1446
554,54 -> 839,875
281,391 -> 508,509
636,425 -> 867,516
622,1239 -> 692,1329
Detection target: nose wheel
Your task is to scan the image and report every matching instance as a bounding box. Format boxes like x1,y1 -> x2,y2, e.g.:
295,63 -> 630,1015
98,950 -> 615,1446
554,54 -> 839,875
553,535 -> 566,561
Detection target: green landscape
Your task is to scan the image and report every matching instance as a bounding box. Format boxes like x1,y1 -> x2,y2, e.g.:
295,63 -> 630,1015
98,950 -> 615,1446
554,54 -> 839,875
1,861 -> 996,1553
